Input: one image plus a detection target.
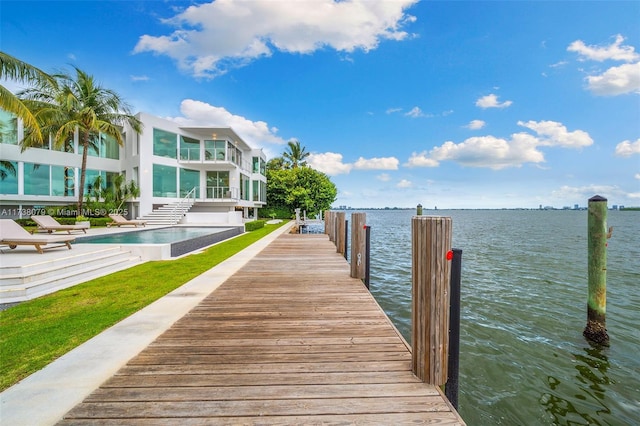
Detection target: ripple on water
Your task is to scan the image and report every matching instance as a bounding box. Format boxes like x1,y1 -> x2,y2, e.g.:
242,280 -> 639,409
351,209 -> 640,426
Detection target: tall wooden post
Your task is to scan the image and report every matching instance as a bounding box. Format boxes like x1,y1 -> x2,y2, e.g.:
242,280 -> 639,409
350,213 -> 366,280
335,211 -> 346,255
584,195 -> 610,345
326,211 -> 335,241
412,216 -> 452,385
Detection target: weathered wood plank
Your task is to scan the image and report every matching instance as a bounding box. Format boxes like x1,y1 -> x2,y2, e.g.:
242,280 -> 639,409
60,233 -> 465,425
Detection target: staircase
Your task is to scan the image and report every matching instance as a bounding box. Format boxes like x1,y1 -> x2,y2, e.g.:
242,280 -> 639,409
0,247 -> 143,304
139,188 -> 196,226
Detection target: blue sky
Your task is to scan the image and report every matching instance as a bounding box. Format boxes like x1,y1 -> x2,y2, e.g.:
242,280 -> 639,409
2,0 -> 639,208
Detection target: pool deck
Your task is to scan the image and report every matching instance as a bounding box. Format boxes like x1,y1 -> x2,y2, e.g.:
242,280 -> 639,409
0,224 -> 165,268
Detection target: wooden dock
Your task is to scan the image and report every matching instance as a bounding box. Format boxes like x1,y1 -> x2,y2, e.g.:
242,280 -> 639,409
60,233 -> 465,424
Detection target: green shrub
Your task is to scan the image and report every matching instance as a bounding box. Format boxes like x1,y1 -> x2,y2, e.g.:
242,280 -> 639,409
244,220 -> 266,231
259,206 -> 293,219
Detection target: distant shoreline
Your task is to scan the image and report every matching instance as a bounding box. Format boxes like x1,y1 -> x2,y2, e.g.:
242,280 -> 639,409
330,207 -> 639,211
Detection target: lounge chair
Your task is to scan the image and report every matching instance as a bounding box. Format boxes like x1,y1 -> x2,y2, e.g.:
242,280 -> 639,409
31,215 -> 89,234
107,214 -> 146,228
0,219 -> 75,254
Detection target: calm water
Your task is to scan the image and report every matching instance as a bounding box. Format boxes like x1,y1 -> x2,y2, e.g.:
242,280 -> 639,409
77,227 -> 232,244
353,209 -> 639,425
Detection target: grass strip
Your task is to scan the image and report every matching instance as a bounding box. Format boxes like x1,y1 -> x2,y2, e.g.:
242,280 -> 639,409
0,221 -> 289,391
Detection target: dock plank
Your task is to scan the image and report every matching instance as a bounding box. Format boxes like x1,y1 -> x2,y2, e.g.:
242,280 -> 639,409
60,233 -> 465,425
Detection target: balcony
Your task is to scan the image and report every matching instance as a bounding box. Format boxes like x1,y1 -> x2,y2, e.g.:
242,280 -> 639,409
178,148 -> 251,172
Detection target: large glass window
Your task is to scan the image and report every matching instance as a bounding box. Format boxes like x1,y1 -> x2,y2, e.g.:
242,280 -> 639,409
180,136 -> 200,161
206,171 -> 229,199
52,166 -> 75,196
204,140 -> 226,161
252,157 -> 265,175
179,168 -> 200,197
24,163 -> 50,195
153,128 -> 177,159
252,180 -> 266,202
84,169 -> 100,195
153,164 -> 177,197
101,133 -> 120,159
240,174 -> 250,201
226,143 -> 242,166
0,110 -> 18,145
0,161 -> 18,194
84,170 -> 120,198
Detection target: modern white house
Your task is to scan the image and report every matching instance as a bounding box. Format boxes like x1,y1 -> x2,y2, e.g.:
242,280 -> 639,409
0,110 -> 267,225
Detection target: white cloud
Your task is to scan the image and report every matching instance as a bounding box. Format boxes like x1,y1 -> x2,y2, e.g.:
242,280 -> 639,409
134,0 -> 418,78
406,120 -> 592,170
397,179 -> 412,188
585,62 -> 640,96
517,120 -> 593,148
386,107 -> 402,114
567,35 -> 640,96
551,184 -> 629,203
405,106 -> 425,118
353,156 -> 399,170
406,152 -> 440,168
307,152 -> 353,175
615,139 -> 640,157
466,119 -> 486,130
377,173 -> 391,182
568,34 -> 640,62
475,94 -> 513,109
130,75 -> 150,82
307,153 -> 400,175
635,173 -> 640,180
164,99 -> 286,153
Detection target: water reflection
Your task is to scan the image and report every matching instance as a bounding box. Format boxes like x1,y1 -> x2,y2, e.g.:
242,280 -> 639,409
541,346 -> 612,425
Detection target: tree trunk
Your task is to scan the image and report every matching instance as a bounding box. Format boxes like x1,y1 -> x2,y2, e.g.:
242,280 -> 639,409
77,132 -> 89,213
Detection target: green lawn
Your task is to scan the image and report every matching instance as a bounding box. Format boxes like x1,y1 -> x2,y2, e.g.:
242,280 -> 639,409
0,221 -> 289,391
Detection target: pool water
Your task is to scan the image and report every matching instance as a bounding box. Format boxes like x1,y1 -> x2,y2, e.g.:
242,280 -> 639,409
77,227 -> 233,244
76,226 -> 244,258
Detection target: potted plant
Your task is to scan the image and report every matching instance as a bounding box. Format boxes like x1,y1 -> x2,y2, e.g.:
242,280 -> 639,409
75,215 -> 90,228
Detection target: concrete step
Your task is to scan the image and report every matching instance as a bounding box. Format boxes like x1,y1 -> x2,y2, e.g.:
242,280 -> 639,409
0,247 -> 132,286
0,249 -> 143,303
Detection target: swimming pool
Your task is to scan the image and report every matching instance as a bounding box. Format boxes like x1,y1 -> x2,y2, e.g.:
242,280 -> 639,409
76,226 -> 243,258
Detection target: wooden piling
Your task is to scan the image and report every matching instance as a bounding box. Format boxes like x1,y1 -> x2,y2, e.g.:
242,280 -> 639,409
335,211 -> 346,255
325,211 -> 335,241
584,195 -> 610,345
411,216 -> 452,385
350,213 -> 367,280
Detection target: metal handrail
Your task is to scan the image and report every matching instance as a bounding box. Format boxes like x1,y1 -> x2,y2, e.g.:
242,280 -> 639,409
171,187 -> 197,225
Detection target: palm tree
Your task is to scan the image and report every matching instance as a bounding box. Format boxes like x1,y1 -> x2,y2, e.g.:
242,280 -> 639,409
19,66 -> 142,212
283,139 -> 310,169
0,51 -> 55,143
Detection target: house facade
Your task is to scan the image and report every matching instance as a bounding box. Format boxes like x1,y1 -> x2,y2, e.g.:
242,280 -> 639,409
0,110 -> 267,224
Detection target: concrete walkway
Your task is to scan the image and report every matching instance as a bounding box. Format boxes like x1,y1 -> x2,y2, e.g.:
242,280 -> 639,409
0,222 -> 294,426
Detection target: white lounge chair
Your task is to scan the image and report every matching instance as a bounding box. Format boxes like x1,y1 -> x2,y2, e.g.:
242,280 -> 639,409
31,215 -> 89,234
107,214 -> 146,228
0,219 -> 75,254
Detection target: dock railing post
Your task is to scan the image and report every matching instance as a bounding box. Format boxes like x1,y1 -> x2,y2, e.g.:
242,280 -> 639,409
584,195 -> 610,346
344,219 -> 349,260
411,216 -> 452,385
350,213 -> 366,281
446,248 -> 462,409
335,211 -> 346,255
364,225 -> 371,290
